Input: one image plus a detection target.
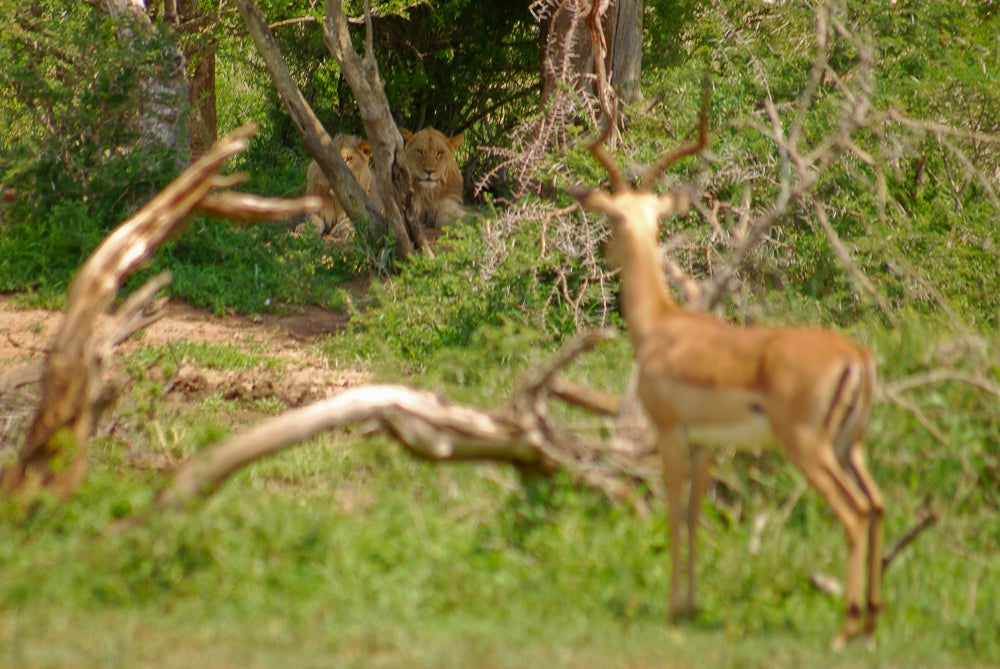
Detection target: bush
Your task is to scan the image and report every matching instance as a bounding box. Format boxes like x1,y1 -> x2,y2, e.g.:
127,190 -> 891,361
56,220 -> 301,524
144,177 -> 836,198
345,216 -> 612,365
0,1 -> 183,295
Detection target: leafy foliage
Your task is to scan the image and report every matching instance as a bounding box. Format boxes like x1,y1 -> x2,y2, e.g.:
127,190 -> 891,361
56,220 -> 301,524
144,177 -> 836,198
0,1 -> 181,294
345,218 -> 602,365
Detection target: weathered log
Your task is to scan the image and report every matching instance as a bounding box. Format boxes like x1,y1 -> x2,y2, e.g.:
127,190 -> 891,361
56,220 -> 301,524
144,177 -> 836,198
156,385 -> 547,509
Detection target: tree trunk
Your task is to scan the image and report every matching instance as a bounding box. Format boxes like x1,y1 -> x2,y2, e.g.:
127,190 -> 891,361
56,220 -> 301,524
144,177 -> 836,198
538,1 -> 643,109
103,0 -> 189,161
608,0 -> 642,104
539,1 -> 594,108
177,0 -> 218,158
235,0 -> 392,246
323,0 -> 429,257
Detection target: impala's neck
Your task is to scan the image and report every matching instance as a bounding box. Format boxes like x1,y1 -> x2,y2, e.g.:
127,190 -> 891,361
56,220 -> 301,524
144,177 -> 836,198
616,221 -> 680,346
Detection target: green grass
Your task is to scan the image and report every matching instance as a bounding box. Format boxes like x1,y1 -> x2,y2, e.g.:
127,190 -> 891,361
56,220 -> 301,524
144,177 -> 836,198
126,340 -> 279,374
0,449 -> 996,668
2,318 -> 999,668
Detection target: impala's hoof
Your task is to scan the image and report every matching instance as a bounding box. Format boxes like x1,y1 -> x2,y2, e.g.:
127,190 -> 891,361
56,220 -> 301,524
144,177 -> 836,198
831,629 -> 876,652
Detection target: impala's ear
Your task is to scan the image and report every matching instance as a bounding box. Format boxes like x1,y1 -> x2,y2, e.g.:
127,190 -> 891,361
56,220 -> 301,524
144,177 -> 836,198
655,189 -> 692,218
570,186 -> 613,213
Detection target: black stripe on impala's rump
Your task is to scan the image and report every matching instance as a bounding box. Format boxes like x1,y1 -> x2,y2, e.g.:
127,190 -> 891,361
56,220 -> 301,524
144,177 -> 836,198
824,364 -> 860,444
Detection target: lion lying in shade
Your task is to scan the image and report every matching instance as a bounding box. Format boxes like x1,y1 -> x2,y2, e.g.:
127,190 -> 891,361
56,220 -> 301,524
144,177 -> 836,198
302,134 -> 372,238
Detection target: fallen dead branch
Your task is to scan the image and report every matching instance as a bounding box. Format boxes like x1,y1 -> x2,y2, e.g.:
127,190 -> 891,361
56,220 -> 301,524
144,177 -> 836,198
154,329 -> 653,513
156,384 -> 546,509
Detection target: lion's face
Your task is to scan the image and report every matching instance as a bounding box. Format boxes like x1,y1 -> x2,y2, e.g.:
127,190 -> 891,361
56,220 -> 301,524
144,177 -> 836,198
401,128 -> 463,192
338,139 -> 373,188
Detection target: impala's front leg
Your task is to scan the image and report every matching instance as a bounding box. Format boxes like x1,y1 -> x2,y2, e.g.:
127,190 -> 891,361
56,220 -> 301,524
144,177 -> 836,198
658,427 -> 690,619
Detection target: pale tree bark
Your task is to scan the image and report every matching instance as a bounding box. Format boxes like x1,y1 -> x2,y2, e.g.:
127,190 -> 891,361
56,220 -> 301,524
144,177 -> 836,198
0,124 -> 320,500
103,0 -> 188,159
322,0 -> 430,256
104,0 -> 218,159
235,0 -> 404,252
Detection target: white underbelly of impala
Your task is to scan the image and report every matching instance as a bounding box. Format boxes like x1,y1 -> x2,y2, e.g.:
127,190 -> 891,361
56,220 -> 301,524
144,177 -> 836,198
645,379 -> 776,450
685,414 -> 773,449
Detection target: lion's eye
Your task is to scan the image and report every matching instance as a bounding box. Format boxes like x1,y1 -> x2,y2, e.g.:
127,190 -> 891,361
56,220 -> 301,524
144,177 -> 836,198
416,149 -> 424,156
436,151 -> 444,158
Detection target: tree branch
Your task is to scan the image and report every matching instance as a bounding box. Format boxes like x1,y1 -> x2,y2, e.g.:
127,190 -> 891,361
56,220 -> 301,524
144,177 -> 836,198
155,384 -> 546,509
234,0 -> 392,245
882,510 -> 938,571
152,329 -> 650,513
0,124 -> 318,500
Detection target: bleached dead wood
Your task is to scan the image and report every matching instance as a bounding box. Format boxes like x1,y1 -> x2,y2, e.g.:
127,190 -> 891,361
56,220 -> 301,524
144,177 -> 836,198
154,329 -> 652,512
0,124 -> 320,499
157,385 -> 544,508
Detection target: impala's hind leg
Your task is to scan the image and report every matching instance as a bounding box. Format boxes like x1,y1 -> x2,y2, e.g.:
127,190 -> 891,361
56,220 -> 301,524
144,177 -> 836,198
847,444 -> 884,634
785,431 -> 873,650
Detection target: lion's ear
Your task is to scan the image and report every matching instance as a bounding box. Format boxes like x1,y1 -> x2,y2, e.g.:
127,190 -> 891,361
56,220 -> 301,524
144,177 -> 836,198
447,133 -> 464,152
356,141 -> 372,159
400,129 -> 414,144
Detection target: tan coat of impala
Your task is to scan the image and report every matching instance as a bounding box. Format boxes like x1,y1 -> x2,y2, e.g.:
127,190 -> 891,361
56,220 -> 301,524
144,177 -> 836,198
574,137 -> 885,649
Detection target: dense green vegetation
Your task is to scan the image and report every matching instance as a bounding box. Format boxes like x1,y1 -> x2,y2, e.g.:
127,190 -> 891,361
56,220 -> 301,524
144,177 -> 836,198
1,1 -> 999,667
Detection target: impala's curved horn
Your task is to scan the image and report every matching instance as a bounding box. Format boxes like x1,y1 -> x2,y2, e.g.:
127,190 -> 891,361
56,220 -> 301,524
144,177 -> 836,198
641,77 -> 711,189
587,120 -> 629,194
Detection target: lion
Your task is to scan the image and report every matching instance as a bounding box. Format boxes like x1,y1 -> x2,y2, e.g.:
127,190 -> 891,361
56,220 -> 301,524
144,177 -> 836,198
303,134 -> 372,237
401,127 -> 465,228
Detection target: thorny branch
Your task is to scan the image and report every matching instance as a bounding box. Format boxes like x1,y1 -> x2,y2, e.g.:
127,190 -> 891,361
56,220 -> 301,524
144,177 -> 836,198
695,1 -> 876,311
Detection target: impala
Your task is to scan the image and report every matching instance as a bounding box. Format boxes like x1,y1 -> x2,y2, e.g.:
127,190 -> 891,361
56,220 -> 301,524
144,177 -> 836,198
573,120 -> 885,649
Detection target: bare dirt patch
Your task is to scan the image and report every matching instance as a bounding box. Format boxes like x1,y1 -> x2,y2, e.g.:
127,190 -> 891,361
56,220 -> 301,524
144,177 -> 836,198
0,294 -> 371,408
